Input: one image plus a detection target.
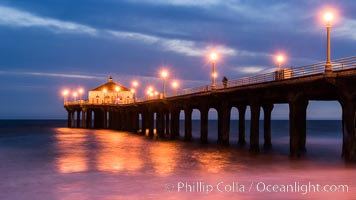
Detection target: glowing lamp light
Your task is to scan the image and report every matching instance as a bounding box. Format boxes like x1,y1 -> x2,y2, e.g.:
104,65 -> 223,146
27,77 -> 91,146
132,81 -> 138,87
131,89 -> 135,93
161,70 -> 168,78
210,52 -> 218,62
171,81 -> 179,88
115,86 -> 120,92
154,91 -> 159,96
212,72 -> 218,78
73,92 -> 78,97
276,55 -> 285,64
148,86 -> 153,92
62,89 -> 69,96
78,88 -> 84,94
103,88 -> 107,93
323,12 -> 334,24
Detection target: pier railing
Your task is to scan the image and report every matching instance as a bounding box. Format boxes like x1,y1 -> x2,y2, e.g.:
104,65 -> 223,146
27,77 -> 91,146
65,56 -> 356,105
165,56 -> 356,98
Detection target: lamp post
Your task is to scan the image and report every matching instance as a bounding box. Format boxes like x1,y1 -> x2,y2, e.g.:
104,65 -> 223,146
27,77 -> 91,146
62,89 -> 69,104
131,89 -> 136,102
324,12 -> 334,72
115,86 -> 120,103
209,52 -> 218,90
147,86 -> 154,99
171,81 -> 179,95
275,54 -> 285,80
132,81 -> 138,101
160,70 -> 168,98
78,88 -> 84,103
73,92 -> 78,102
276,54 -> 285,71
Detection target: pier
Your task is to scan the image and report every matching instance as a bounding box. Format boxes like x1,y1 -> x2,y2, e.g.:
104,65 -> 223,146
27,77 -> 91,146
64,56 -> 356,161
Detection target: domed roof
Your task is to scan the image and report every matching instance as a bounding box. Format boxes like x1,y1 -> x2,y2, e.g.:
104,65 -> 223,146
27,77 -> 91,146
90,76 -> 130,92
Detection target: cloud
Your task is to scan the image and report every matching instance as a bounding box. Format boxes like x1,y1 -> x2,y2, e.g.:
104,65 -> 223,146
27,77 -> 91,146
0,5 -> 97,35
0,70 -> 104,79
0,4 -> 279,60
334,18 -> 356,40
125,0 -> 221,7
108,30 -> 237,57
232,66 -> 266,74
108,31 -> 159,44
0,5 -> 238,57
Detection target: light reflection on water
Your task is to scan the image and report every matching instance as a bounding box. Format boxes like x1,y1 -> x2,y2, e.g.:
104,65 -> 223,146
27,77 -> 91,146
55,128 -> 89,173
149,142 -> 178,177
1,121 -> 356,200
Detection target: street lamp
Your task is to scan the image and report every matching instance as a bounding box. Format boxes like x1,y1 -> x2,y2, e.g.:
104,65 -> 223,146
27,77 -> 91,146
62,89 -> 69,104
131,89 -> 136,102
73,92 -> 78,102
78,88 -> 84,102
171,81 -> 179,95
132,81 -> 138,100
160,70 -> 168,98
146,86 -> 154,99
323,11 -> 334,72
275,54 -> 285,80
276,54 -> 285,71
209,52 -> 218,89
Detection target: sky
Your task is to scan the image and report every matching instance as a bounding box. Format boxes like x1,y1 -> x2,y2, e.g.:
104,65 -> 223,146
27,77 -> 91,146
0,0 -> 355,119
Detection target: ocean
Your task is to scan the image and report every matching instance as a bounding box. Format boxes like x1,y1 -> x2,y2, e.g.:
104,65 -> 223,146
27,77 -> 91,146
0,120 -> 355,200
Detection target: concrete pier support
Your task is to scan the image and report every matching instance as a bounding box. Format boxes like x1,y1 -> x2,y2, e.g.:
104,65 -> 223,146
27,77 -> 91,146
126,110 -> 133,132
108,111 -> 113,129
184,107 -> 192,141
170,109 -> 180,139
71,111 -> 75,128
237,105 -> 246,145
289,96 -> 308,157
82,109 -> 86,128
117,110 -> 122,130
219,102 -> 231,146
113,111 -> 119,130
217,109 -> 222,144
67,111 -> 72,128
148,110 -> 154,137
121,109 -> 127,131
250,104 -> 260,152
87,109 -> 92,129
165,112 -> 170,136
132,110 -> 139,133
263,104 -> 274,149
114,111 -> 120,130
200,106 -> 209,144
93,110 -> 100,128
103,109 -> 108,129
340,96 -> 356,161
141,111 -> 147,135
76,110 -> 81,128
156,110 -> 165,138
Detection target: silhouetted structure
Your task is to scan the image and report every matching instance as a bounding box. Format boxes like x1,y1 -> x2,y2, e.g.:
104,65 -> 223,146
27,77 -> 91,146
64,56 -> 356,161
